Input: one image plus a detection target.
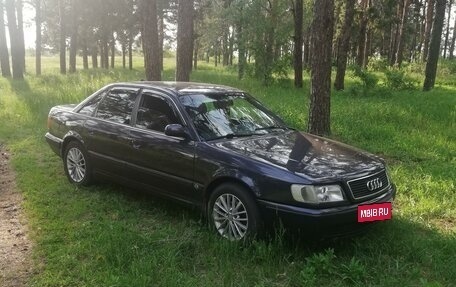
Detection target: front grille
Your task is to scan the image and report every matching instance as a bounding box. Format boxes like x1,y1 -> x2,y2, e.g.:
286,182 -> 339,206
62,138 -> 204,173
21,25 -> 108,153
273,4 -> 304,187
347,170 -> 390,200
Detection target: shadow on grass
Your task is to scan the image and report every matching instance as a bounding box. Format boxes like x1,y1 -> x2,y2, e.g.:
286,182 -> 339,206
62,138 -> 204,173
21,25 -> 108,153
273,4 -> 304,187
76,179 -> 456,284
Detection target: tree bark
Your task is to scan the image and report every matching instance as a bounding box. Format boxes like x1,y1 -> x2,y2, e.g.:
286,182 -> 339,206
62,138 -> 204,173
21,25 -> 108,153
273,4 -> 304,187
101,35 -> 109,69
91,45 -> 98,69
417,0 -> 426,57
122,43 -> 126,69
16,0 -> 25,72
110,36 -> 115,69
237,23 -> 246,80
69,0 -> 78,73
303,30 -> 310,68
334,0 -> 355,91
82,38 -> 88,69
58,0 -> 66,74
293,0 -> 303,88
35,0 -> 41,75
449,8 -> 456,58
357,0 -> 368,67
0,0 -> 11,77
443,0 -> 453,58
395,0 -> 411,67
176,0 -> 193,81
5,0 -> 23,79
128,32 -> 133,70
423,0 -> 446,91
423,0 -> 435,61
142,0 -> 161,80
193,39 -> 198,70
308,0 -> 334,136
158,4 -> 164,71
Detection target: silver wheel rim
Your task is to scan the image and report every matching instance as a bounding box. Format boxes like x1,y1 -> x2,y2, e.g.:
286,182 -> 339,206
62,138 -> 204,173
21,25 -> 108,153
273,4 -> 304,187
212,193 -> 248,240
66,147 -> 86,183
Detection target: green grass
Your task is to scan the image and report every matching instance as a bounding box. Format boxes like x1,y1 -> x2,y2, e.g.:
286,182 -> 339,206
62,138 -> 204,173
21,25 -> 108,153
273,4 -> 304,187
0,56 -> 455,286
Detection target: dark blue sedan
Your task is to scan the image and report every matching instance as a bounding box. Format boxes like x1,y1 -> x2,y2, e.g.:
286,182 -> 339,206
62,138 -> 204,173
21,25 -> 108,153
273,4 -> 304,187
45,82 -> 396,240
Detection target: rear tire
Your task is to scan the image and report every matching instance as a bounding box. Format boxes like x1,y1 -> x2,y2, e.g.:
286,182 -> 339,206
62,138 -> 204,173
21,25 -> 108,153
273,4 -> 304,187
208,183 -> 263,241
63,141 -> 92,186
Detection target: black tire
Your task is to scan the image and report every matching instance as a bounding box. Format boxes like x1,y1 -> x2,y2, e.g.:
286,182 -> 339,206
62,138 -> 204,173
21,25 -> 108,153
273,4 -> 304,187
63,141 -> 93,186
208,183 -> 263,241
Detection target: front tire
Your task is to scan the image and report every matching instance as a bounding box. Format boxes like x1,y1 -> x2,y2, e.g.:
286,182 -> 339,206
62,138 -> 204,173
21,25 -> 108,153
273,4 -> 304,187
208,183 -> 263,241
63,141 -> 92,186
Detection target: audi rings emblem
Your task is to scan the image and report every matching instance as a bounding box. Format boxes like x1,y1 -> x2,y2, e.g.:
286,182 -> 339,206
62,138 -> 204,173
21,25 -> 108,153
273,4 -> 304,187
366,178 -> 383,191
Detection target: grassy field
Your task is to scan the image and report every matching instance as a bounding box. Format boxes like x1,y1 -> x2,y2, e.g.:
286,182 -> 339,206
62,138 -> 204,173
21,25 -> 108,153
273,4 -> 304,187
0,56 -> 455,286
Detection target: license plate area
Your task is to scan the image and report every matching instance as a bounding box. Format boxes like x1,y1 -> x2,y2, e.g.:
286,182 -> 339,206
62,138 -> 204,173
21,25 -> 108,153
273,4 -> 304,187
358,202 -> 392,223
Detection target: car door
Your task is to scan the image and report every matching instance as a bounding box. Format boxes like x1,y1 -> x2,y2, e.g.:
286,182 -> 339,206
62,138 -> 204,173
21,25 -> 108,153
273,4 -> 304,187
125,89 -> 197,204
84,86 -> 139,177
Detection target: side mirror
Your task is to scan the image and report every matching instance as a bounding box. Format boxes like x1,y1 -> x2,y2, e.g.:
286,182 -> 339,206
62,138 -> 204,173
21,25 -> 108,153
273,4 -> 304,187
164,124 -> 190,139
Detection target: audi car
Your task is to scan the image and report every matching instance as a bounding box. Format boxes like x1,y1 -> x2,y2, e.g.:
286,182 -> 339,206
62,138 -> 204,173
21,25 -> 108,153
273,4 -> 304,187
45,81 -> 396,240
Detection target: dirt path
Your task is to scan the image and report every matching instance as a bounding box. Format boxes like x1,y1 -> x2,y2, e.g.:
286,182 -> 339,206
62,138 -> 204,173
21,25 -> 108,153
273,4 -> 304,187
0,144 -> 32,287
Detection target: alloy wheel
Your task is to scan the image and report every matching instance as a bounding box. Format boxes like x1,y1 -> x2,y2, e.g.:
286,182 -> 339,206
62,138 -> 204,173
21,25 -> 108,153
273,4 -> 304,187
66,147 -> 86,183
212,193 -> 249,240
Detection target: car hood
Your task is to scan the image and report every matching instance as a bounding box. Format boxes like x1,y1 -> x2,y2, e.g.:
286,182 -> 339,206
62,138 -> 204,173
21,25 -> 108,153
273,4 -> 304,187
211,131 -> 384,181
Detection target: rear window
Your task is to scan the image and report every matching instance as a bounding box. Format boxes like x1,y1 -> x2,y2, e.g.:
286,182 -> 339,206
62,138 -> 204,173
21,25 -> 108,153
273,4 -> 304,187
95,88 -> 138,124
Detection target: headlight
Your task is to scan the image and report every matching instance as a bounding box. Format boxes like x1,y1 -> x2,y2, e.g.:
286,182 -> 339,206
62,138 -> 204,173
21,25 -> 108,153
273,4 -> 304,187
291,184 -> 344,204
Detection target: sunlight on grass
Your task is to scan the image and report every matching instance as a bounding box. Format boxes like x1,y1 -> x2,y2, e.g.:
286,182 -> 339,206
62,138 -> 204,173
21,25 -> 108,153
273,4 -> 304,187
0,56 -> 455,286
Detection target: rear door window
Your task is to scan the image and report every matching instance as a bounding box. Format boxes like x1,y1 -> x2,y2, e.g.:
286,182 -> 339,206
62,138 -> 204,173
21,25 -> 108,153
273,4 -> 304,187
95,88 -> 139,125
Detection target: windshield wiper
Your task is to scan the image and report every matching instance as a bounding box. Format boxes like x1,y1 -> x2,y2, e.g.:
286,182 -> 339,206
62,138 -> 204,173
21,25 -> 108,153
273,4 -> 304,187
255,125 -> 288,132
208,133 -> 259,141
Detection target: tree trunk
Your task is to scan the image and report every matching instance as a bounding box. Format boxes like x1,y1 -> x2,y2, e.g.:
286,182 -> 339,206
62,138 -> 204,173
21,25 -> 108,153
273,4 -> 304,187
101,36 -> 109,69
35,0 -> 41,75
417,0 -> 426,58
58,0 -> 66,74
443,0 -> 453,58
449,9 -> 456,58
16,0 -> 25,72
69,0 -> 78,73
236,13 -> 247,80
5,0 -> 23,79
423,0 -> 435,61
222,28 -> 229,66
82,38 -> 88,69
0,0 -> 11,77
293,0 -> 303,88
193,39 -> 198,70
357,0 -> 368,67
91,45 -> 98,69
176,0 -> 193,81
308,0 -> 334,136
263,0 -> 277,84
142,0 -> 161,80
122,43 -> 126,69
395,0 -> 411,66
229,31 -> 234,65
334,0 -> 356,91
303,31 -> 310,68
110,36 -> 115,69
128,33 -> 133,70
158,5 -> 164,71
423,0 -> 446,91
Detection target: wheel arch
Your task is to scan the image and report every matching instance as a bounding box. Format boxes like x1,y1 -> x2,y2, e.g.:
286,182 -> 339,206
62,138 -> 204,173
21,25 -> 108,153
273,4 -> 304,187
61,131 -> 85,157
203,175 -> 258,214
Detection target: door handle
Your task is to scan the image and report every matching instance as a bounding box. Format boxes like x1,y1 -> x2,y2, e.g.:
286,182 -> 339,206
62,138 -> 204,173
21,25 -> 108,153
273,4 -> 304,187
130,139 -> 144,149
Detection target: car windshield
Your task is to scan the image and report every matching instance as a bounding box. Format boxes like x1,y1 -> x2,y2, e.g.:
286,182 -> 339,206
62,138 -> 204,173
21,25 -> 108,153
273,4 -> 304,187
179,92 -> 286,141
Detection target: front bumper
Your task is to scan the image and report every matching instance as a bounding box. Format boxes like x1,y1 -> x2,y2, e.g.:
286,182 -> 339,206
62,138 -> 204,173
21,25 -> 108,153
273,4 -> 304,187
45,132 -> 63,157
258,184 -> 396,237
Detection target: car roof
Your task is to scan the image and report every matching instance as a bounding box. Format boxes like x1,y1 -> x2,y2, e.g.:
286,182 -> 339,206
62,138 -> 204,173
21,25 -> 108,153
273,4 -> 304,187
114,81 -> 244,96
